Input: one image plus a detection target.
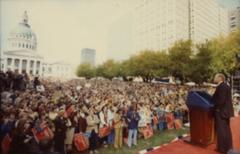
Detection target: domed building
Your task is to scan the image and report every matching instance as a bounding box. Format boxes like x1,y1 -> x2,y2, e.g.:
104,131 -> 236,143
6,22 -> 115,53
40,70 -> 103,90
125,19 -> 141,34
2,11 -> 43,75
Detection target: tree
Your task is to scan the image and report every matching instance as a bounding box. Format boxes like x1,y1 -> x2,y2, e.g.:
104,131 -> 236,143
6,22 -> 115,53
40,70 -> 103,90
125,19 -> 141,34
189,42 -> 214,83
75,29 -> 240,83
96,59 -> 121,79
122,50 -> 170,82
76,63 -> 95,79
168,40 -> 193,81
210,29 -> 240,77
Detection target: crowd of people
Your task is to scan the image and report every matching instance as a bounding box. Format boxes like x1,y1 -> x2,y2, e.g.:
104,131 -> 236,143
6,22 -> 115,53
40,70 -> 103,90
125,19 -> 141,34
0,71 -> 238,154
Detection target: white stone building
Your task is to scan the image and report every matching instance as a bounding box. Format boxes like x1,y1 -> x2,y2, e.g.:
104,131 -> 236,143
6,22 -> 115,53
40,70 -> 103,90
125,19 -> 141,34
42,61 -> 73,79
2,11 -> 43,75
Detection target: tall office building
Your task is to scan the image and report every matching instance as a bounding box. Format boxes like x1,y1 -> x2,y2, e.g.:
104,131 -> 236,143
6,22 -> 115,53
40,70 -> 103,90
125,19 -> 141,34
81,48 -> 96,66
189,0 -> 229,43
229,6 -> 240,32
218,6 -> 230,35
132,0 -> 190,52
131,0 -> 229,52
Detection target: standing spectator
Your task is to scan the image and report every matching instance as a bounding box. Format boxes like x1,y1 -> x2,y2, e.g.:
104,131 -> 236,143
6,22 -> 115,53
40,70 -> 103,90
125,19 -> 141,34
33,76 -> 41,90
65,113 -> 77,154
54,111 -> 67,154
126,106 -> 140,147
157,104 -> 166,131
86,109 -> 100,154
99,106 -> 108,147
78,112 -> 87,133
107,106 -> 114,144
113,109 -> 123,149
5,70 -> 14,90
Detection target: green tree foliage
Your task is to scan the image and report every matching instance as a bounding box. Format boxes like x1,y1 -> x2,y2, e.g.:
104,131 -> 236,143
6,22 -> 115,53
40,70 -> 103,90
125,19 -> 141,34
76,29 -> 240,84
189,42 -> 214,83
210,30 -> 240,76
119,51 -> 170,82
76,63 -> 95,79
96,59 -> 121,79
168,40 -> 193,81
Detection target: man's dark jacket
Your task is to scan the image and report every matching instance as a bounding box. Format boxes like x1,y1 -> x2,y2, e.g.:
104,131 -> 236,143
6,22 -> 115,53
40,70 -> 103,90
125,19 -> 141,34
212,82 -> 234,119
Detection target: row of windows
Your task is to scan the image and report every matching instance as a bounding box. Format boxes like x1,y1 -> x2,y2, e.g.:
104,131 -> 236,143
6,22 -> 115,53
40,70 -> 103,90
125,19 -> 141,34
16,34 -> 33,39
6,69 -> 39,75
7,58 -> 40,67
12,43 -> 36,49
43,67 -> 69,73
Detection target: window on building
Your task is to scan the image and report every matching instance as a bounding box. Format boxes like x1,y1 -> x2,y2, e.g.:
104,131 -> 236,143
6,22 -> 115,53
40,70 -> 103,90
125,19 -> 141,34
30,61 -> 34,68
22,60 -> 27,70
14,59 -> 20,68
48,67 -> 52,73
7,58 -> 12,66
23,44 -> 25,48
26,44 -> 28,48
36,61 -> 40,68
19,43 -> 21,47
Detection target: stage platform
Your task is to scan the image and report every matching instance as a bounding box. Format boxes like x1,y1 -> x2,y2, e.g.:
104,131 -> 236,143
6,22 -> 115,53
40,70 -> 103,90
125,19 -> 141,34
145,116 -> 240,154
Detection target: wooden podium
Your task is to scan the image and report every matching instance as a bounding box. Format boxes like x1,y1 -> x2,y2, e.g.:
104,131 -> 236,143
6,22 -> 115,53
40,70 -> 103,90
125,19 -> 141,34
187,91 -> 215,146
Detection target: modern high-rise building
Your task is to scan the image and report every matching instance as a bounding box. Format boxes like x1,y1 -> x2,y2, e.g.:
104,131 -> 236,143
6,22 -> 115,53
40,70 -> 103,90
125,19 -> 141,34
132,0 -> 190,52
189,0 -> 229,43
131,0 -> 229,52
229,6 -> 240,32
81,48 -> 96,66
218,6 -> 230,35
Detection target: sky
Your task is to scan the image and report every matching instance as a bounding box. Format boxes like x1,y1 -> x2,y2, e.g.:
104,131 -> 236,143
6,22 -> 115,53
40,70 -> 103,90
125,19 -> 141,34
0,0 -> 239,68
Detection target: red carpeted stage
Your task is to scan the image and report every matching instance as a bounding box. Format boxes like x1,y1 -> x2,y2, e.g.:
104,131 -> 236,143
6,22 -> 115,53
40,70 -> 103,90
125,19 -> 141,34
147,116 -> 240,154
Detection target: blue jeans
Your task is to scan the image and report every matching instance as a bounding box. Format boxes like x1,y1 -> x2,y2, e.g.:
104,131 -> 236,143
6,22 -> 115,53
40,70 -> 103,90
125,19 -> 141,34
108,129 -> 115,144
163,122 -> 168,130
158,122 -> 165,131
128,129 -> 137,147
85,132 -> 91,138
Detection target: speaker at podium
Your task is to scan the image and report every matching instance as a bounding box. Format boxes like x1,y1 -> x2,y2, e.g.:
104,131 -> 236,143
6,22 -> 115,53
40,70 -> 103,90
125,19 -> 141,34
186,91 -> 215,146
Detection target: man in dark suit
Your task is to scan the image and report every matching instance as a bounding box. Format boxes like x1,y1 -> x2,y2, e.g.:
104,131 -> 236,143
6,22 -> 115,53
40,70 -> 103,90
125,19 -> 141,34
213,73 -> 234,154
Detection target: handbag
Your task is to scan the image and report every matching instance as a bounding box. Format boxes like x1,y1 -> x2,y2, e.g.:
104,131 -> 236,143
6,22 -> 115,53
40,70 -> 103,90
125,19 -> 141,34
74,133 -> 89,151
99,126 -> 111,138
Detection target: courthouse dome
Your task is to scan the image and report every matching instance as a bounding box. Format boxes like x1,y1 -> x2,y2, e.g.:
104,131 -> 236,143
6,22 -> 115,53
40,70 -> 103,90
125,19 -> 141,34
7,11 -> 37,51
